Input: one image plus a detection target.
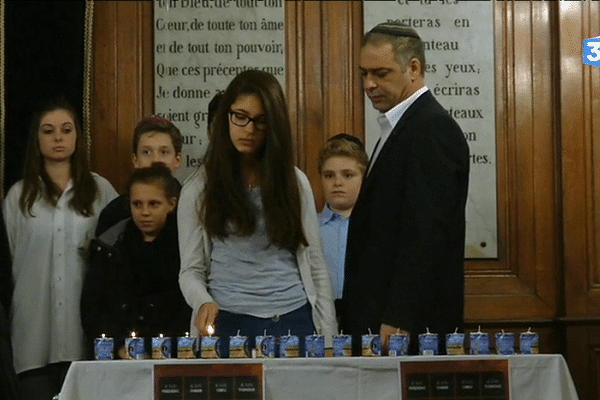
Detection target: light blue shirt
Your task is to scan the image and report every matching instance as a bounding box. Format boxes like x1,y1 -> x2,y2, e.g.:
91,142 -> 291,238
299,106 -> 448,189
209,188 -> 307,318
318,204 -> 348,299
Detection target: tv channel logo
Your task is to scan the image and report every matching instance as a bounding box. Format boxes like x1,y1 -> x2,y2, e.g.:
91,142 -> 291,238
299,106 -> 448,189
583,36 -> 600,67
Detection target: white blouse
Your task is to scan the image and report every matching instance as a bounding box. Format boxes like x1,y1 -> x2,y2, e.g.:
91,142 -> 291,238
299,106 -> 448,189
3,173 -> 117,374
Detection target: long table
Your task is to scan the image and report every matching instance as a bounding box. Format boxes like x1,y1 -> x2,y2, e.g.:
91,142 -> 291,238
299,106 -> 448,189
58,354 -> 579,400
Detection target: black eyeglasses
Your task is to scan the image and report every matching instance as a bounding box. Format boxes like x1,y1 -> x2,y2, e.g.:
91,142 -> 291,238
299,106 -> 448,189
229,111 -> 267,131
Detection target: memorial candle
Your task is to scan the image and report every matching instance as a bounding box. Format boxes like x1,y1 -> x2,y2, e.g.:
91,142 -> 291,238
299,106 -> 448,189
469,326 -> 490,355
255,330 -> 276,358
229,330 -> 251,358
361,328 -> 381,357
519,327 -> 539,354
94,333 -> 114,360
495,330 -> 515,355
419,328 -> 439,356
332,332 -> 352,357
125,331 -> 146,360
305,332 -> 325,358
445,328 -> 465,355
177,332 -> 197,359
279,330 -> 300,358
388,331 -> 410,356
152,333 -> 172,359
200,326 -> 221,359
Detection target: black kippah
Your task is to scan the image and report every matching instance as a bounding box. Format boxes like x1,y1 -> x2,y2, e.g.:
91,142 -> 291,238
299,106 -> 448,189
369,22 -> 420,39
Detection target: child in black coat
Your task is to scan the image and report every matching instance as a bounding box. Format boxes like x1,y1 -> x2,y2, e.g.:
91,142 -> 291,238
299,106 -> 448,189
81,163 -> 191,358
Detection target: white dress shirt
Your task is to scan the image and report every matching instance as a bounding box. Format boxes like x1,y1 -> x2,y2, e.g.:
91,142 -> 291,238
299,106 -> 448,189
368,86 -> 429,175
3,173 -> 117,374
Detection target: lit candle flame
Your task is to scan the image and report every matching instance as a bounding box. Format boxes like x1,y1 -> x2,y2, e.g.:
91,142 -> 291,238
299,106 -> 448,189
131,331 -> 136,338
207,324 -> 214,336
101,333 -> 106,339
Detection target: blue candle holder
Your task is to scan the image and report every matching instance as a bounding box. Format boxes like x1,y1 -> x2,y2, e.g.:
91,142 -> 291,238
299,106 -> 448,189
519,329 -> 539,354
305,334 -> 325,357
388,333 -> 410,356
94,334 -> 114,360
332,334 -> 352,357
469,330 -> 490,355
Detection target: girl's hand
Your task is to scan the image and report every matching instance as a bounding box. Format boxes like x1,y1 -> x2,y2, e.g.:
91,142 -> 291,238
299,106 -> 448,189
195,302 -> 219,336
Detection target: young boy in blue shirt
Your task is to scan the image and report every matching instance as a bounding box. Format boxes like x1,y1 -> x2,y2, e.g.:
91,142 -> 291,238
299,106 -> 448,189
317,134 -> 368,318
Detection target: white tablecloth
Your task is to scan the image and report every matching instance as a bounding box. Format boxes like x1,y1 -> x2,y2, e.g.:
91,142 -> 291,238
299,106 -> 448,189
58,354 -> 579,400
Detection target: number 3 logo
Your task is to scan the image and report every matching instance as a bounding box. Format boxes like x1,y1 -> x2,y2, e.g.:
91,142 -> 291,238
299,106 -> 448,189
587,42 -> 600,62
584,38 -> 600,67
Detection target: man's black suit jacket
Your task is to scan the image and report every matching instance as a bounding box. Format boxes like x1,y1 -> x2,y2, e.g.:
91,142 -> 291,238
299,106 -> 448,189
342,90 -> 470,354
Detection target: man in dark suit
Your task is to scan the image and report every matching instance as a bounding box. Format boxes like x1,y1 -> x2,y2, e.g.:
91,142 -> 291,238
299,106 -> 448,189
342,22 -> 470,355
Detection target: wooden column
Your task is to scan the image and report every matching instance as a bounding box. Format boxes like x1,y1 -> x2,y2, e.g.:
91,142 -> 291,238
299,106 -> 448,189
91,1 -> 153,192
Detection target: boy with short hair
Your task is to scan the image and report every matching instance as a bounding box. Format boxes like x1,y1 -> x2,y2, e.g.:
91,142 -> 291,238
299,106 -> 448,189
95,115 -> 183,236
317,134 -> 368,316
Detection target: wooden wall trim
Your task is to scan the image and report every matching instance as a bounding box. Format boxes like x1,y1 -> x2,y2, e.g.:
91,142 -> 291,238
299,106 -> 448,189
286,1 -> 363,210
464,1 -> 559,321
91,1 -> 153,193
561,0 -> 600,317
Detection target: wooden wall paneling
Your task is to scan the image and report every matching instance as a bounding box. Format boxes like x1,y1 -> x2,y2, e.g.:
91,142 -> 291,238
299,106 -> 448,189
286,1 -> 363,210
464,0 -> 558,321
91,1 -> 153,192
285,1 -> 323,177
560,0 -> 600,317
91,3 -> 118,186
141,2 -> 155,117
317,1 -> 364,211
566,325 -> 600,400
560,2 -> 600,398
530,1 -> 560,308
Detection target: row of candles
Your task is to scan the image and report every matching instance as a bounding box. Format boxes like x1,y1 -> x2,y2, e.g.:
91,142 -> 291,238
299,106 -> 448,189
94,327 -> 539,360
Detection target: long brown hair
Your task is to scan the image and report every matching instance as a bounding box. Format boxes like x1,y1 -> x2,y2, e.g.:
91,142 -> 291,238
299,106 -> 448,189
201,70 -> 307,250
19,96 -> 98,216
